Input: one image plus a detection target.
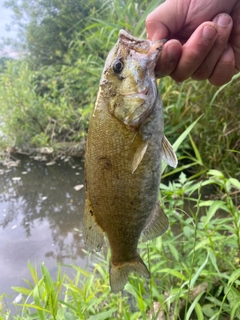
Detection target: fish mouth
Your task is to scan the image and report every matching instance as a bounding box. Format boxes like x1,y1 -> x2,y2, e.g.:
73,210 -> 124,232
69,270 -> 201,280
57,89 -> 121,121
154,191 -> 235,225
122,87 -> 149,99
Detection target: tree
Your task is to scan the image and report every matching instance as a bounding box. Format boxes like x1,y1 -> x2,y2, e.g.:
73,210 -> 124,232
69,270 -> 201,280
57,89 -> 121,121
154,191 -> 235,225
4,0 -> 104,67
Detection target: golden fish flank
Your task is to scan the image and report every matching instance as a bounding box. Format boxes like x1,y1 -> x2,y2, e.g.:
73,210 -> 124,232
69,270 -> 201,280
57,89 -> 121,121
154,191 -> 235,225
84,30 -> 178,293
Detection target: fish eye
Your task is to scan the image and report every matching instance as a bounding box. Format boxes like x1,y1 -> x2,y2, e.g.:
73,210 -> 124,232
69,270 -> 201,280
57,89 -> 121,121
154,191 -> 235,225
112,59 -> 124,74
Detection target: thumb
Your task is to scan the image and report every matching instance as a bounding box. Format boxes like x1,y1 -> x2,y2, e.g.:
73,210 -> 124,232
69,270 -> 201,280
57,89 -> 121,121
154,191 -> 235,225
146,0 -> 187,41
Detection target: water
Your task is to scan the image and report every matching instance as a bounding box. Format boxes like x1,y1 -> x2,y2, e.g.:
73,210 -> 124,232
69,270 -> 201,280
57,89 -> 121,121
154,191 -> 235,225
0,154 -> 87,305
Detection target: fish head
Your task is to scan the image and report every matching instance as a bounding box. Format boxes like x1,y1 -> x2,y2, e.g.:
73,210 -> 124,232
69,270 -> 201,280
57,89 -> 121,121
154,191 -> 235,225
99,30 -> 165,127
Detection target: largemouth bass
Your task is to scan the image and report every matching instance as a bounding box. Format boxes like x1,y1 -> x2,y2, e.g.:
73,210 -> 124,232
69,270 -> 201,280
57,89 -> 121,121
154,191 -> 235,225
84,30 -> 177,293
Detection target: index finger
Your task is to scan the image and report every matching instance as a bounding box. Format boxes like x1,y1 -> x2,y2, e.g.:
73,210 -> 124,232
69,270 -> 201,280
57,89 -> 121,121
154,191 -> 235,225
170,22 -> 218,82
146,0 -> 189,41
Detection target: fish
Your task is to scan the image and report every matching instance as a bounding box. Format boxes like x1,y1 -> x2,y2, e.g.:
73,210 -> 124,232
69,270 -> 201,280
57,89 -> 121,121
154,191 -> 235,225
83,29 -> 177,293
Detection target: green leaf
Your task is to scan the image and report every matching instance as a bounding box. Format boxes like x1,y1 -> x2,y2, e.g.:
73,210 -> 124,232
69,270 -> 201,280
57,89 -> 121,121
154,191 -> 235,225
204,200 -> 230,227
167,243 -> 180,262
207,169 -> 224,178
231,300 -> 240,320
33,282 -> 45,320
228,269 -> 240,285
12,286 -> 32,295
202,304 -> 216,317
28,261 -> 39,285
189,253 -> 208,288
195,303 -> 205,320
88,308 -> 117,320
179,172 -> 187,184
225,286 -> 240,319
63,264 -> 91,278
157,268 -> 187,281
189,236 -> 223,254
228,178 -> 240,190
209,251 -> 220,273
189,134 -> 203,165
186,296 -> 204,320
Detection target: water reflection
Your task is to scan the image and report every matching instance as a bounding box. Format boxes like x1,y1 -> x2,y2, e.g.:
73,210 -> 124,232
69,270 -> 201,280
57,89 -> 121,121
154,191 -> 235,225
0,155 -> 87,300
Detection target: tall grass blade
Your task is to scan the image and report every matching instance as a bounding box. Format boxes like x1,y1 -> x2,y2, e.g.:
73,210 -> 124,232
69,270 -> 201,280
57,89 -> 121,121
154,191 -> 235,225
33,283 -> 45,320
204,200 -> 230,227
88,308 -> 118,320
186,293 -> 205,320
189,253 -> 208,288
195,302 -> 205,320
189,134 -> 203,165
210,72 -> 240,106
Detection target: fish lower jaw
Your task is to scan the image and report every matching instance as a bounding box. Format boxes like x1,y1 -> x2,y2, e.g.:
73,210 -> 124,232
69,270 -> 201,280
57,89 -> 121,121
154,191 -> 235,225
122,87 -> 149,99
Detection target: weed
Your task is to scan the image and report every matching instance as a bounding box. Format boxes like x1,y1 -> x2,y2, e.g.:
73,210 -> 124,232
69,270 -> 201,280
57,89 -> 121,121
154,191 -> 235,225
0,168 -> 239,320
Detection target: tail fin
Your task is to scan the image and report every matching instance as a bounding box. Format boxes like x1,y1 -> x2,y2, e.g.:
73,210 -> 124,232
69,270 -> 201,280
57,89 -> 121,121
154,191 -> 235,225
109,255 -> 150,293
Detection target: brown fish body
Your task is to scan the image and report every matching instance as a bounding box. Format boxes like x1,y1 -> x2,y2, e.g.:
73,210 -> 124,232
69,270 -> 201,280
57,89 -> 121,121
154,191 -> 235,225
86,91 -> 162,259
84,30 -> 177,293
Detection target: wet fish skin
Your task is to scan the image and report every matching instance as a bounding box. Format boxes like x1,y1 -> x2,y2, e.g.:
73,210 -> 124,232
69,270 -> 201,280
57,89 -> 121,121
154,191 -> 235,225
84,30 -> 177,293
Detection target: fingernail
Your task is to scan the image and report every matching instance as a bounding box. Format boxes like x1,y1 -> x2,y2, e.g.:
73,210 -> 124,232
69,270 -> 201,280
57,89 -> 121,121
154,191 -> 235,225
202,25 -> 217,39
216,14 -> 231,28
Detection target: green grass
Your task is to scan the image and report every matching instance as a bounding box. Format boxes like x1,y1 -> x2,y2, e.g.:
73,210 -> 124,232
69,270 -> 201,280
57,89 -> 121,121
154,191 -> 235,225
1,166 -> 239,320
1,0 -> 239,177
160,73 -> 240,177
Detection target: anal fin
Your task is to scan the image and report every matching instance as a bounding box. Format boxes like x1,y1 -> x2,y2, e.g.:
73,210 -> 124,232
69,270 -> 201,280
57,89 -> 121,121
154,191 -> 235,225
110,255 -> 150,293
162,135 -> 178,168
142,201 -> 169,240
83,196 -> 104,252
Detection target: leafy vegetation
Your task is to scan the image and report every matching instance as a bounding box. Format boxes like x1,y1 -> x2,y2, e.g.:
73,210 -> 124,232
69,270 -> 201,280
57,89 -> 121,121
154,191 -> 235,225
1,166 -> 239,319
1,0 -> 239,175
0,0 -> 240,318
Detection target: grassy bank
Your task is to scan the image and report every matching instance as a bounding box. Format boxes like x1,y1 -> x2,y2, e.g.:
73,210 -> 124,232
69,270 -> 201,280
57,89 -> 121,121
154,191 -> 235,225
1,168 -> 239,320
0,0 -> 239,177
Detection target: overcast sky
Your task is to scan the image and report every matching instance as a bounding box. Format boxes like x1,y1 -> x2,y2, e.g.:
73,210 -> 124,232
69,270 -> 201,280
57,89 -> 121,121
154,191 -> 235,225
0,1 -> 17,39
0,1 -> 19,56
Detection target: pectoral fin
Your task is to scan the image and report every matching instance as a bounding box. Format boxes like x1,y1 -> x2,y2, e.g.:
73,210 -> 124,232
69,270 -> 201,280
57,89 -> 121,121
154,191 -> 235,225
83,195 -> 104,252
132,141 -> 148,174
142,201 -> 169,240
162,135 -> 178,168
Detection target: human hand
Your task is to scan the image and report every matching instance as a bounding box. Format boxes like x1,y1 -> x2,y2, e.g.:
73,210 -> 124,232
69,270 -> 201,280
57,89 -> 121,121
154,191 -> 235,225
146,0 -> 240,86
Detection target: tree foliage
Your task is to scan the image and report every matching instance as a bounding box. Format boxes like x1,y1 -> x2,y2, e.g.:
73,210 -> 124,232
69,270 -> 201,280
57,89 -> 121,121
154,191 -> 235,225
0,0 -> 239,175
4,0 -> 154,67
4,0 -> 105,67
0,0 -> 156,151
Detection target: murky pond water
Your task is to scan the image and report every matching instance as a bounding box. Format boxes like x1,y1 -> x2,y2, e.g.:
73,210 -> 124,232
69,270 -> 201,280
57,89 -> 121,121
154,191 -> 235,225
0,154 -> 87,304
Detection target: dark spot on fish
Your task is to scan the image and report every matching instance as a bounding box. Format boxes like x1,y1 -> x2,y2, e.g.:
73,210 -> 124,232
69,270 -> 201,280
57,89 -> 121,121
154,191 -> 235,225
89,226 -> 92,230
110,91 -> 116,97
90,210 -> 93,216
98,156 -> 112,170
117,75 -> 125,81
92,196 -> 98,205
